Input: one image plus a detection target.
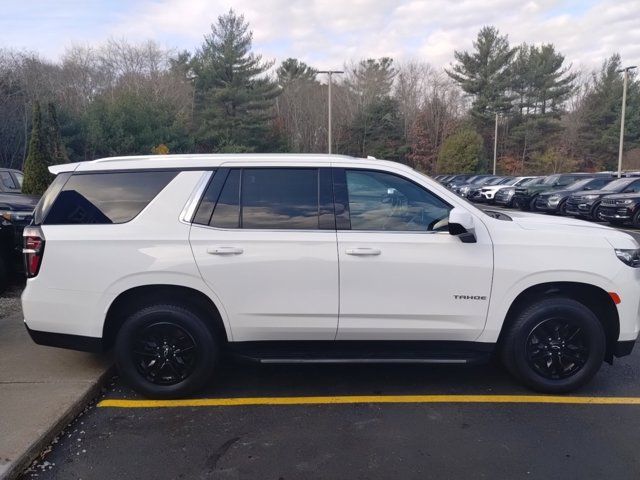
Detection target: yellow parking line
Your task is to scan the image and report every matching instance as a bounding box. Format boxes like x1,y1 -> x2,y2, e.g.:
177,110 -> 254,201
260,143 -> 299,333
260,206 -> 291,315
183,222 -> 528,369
98,394 -> 640,408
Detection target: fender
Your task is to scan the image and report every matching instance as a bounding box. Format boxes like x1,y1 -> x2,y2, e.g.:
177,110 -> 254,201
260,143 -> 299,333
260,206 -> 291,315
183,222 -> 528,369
101,271 -> 235,341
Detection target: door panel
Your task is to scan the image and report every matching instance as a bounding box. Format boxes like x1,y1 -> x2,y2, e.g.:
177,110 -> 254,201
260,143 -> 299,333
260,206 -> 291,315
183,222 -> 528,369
189,167 -> 339,342
336,230 -> 493,340
191,228 -> 339,341
335,168 -> 493,341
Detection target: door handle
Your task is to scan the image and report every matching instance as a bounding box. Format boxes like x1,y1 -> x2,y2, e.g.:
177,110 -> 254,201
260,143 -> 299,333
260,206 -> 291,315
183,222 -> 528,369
345,247 -> 381,256
207,246 -> 244,255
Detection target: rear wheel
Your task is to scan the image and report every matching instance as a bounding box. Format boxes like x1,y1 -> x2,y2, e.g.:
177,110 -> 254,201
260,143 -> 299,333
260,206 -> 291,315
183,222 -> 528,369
500,297 -> 605,393
115,304 -> 218,399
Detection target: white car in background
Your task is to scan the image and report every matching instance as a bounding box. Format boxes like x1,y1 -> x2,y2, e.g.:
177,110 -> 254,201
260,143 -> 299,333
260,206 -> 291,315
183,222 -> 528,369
480,176 -> 537,203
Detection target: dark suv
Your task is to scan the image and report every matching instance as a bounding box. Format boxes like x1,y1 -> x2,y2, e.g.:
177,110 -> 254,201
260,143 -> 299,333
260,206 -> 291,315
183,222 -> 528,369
534,176 -> 614,215
564,177 -> 640,220
599,193 -> 640,227
0,168 -> 38,291
513,173 -> 596,211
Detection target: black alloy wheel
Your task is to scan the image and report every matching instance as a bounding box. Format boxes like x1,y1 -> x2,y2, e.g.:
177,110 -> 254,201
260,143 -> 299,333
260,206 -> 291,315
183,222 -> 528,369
115,304 -> 218,398
525,318 -> 588,380
500,297 -> 605,393
133,322 -> 198,385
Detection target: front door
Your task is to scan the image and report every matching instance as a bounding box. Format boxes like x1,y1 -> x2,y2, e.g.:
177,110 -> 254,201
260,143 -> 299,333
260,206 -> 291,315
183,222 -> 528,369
334,168 -> 494,341
190,167 -> 339,342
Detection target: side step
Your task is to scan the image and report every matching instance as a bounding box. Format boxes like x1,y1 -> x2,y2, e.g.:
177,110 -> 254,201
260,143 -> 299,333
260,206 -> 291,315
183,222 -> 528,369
226,340 -> 494,365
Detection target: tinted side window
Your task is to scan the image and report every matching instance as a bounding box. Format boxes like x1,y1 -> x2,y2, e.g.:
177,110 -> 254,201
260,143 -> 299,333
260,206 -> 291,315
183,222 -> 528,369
0,171 -> 17,190
345,170 -> 451,231
624,180 -> 640,193
44,171 -> 176,224
241,169 -> 319,229
211,169 -> 240,228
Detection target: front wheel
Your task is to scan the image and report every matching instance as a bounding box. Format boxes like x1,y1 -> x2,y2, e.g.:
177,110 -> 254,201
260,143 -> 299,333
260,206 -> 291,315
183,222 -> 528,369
500,297 -> 605,393
115,304 -> 218,399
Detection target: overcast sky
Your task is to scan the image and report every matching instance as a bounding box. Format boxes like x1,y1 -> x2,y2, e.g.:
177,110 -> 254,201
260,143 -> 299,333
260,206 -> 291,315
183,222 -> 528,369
1,0 -> 638,72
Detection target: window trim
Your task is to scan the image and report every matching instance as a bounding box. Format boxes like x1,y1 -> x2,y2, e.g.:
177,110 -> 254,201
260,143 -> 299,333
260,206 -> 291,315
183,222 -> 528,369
193,166 -> 334,232
335,167 -> 453,234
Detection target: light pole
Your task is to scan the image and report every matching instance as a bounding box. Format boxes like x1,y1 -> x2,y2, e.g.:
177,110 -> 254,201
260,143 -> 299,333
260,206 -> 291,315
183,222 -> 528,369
493,112 -> 499,175
617,65 -> 637,178
318,70 -> 344,154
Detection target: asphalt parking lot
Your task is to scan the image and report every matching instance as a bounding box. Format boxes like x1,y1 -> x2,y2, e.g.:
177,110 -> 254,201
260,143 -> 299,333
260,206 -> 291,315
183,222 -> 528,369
18,208 -> 640,480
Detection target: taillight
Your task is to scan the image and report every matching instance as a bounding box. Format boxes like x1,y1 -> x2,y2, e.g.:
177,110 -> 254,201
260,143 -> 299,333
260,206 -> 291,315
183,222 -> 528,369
23,226 -> 45,278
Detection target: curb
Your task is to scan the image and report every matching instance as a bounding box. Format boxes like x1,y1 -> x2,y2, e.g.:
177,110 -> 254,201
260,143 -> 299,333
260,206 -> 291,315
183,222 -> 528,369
1,366 -> 115,480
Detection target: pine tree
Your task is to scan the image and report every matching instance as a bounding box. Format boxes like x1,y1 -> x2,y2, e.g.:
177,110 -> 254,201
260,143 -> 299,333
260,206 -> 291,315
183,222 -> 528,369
277,58 -> 317,85
22,102 -> 53,195
46,102 -> 69,165
446,26 -> 516,125
191,9 -> 281,152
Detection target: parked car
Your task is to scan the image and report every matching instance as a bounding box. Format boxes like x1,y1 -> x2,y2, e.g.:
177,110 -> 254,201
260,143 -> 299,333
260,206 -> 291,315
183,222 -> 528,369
513,173 -> 599,211
0,168 -> 38,292
564,177 -> 640,220
22,154 -> 640,398
534,176 -> 615,215
599,193 -> 640,227
444,174 -> 475,190
457,175 -> 496,197
494,177 -> 544,207
468,177 -> 513,202
476,176 -> 536,204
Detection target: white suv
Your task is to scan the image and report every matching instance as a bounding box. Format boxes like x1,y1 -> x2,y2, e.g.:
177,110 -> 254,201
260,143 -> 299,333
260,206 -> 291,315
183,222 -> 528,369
22,154 -> 640,398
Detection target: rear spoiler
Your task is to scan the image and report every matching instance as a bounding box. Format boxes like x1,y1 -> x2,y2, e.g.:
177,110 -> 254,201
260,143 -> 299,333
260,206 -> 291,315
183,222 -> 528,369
49,163 -> 81,175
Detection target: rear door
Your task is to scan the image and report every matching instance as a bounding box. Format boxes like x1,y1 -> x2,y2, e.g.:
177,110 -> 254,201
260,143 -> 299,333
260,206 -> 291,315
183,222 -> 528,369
334,166 -> 494,341
189,166 -> 339,342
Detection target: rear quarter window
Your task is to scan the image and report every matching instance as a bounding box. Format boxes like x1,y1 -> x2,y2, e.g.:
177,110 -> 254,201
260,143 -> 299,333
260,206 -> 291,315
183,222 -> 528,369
43,171 -> 177,225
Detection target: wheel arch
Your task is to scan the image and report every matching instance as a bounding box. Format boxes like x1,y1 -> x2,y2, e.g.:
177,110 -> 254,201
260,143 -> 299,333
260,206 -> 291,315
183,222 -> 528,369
498,281 -> 619,363
103,284 -> 230,350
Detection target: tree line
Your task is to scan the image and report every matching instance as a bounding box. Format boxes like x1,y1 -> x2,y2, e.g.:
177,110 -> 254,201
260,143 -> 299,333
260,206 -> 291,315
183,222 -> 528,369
2,9 -> 638,192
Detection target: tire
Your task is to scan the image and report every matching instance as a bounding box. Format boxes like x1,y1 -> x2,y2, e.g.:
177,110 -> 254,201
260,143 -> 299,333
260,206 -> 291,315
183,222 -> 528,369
115,304 -> 218,399
529,197 -> 538,212
591,203 -> 602,222
558,200 -> 568,216
633,209 -> 640,229
500,297 -> 605,393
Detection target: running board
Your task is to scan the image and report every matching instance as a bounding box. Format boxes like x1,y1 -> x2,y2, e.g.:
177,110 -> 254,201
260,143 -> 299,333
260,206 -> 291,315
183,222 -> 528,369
258,358 -> 470,364
226,340 -> 495,365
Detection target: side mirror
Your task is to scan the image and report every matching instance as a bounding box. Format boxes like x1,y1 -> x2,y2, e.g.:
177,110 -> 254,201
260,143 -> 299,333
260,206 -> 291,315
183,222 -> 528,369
448,207 -> 476,243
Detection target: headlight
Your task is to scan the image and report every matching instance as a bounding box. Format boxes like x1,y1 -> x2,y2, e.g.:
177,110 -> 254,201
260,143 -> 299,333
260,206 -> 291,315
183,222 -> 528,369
582,194 -> 599,201
617,199 -> 634,205
615,248 -> 640,267
503,188 -> 515,194
548,195 -> 561,203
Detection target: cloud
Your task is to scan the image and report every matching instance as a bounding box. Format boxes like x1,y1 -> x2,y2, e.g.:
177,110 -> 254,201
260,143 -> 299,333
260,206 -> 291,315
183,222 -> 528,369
1,0 -> 639,74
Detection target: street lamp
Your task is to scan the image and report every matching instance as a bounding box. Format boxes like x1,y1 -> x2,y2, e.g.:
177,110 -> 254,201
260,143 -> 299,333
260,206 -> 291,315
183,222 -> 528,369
616,65 -> 637,178
318,70 -> 344,154
493,112 -> 499,175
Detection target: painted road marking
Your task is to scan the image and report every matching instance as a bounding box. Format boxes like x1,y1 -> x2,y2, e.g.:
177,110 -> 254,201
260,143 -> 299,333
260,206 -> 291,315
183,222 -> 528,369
98,395 -> 640,408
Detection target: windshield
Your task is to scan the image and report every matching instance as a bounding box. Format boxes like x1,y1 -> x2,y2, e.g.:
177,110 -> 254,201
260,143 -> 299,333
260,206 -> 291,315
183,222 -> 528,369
602,178 -> 634,191
565,178 -> 594,190
541,175 -> 560,185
